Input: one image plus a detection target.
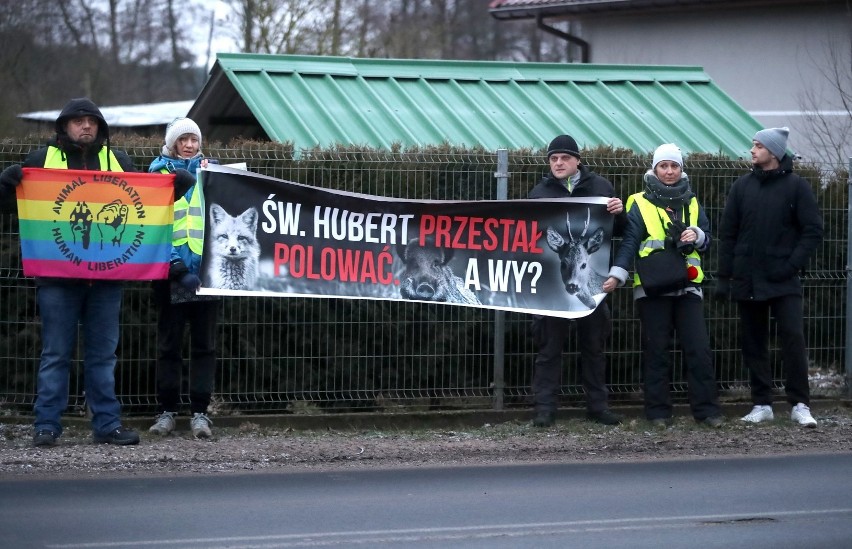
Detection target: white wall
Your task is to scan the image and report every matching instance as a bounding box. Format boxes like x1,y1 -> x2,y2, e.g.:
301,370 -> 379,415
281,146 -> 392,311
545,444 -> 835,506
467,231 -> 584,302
577,4 -> 851,163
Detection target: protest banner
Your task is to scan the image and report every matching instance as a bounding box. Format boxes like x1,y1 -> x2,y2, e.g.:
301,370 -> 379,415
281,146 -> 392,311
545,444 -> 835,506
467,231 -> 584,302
197,165 -> 613,318
16,168 -> 174,280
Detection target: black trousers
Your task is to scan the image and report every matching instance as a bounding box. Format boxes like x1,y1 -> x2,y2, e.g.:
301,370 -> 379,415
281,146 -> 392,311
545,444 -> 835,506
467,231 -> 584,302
531,302 -> 612,414
154,286 -> 220,414
637,293 -> 720,421
738,295 -> 810,407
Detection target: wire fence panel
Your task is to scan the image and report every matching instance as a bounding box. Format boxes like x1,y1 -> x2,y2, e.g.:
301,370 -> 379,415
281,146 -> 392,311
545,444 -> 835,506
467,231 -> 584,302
0,139 -> 847,415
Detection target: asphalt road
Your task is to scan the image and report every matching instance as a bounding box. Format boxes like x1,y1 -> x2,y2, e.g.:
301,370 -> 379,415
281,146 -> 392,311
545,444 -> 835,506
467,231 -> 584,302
2,453 -> 851,549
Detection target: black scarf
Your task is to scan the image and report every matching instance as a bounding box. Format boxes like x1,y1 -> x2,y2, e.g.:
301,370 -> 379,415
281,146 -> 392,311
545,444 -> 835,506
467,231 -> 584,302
643,171 -> 694,209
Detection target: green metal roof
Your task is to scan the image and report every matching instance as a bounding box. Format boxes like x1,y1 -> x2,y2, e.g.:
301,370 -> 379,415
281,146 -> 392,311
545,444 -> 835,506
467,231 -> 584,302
189,53 -> 762,158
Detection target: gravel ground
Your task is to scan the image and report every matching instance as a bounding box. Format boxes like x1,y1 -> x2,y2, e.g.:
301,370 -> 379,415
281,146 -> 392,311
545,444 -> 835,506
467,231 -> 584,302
2,403 -> 851,478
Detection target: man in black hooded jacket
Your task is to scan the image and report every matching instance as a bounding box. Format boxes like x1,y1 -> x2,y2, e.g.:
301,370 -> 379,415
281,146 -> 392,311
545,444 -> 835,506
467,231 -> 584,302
716,127 -> 822,428
0,98 -> 192,447
527,135 -> 627,427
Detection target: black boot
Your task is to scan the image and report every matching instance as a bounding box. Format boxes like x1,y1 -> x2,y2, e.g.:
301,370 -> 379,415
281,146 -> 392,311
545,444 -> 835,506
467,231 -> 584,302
532,411 -> 556,427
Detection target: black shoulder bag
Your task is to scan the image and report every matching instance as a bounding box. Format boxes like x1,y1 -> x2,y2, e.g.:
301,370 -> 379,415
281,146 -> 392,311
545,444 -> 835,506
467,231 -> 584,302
635,207 -> 688,296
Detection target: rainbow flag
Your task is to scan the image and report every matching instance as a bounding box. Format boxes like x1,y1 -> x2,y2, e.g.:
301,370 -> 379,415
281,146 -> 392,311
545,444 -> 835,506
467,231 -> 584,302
16,167 -> 175,280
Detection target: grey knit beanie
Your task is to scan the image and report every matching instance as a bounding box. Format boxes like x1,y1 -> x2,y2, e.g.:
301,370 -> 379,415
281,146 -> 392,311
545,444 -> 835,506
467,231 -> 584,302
753,127 -> 789,160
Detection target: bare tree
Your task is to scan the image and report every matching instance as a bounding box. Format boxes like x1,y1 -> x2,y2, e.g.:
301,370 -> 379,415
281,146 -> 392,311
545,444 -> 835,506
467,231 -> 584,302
213,0 -> 572,62
0,0 -> 209,135
330,0 -> 342,55
224,0 -> 321,54
798,34 -> 852,166
351,1 -> 384,57
0,0 -> 578,136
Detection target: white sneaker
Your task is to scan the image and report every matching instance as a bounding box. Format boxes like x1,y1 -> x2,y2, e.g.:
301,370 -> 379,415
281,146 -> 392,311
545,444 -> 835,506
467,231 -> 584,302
190,413 -> 213,439
791,403 -> 817,428
741,405 -> 774,423
149,411 -> 176,435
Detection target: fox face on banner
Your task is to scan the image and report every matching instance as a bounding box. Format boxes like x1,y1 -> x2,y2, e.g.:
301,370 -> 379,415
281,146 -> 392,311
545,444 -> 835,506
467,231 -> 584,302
197,166 -> 613,319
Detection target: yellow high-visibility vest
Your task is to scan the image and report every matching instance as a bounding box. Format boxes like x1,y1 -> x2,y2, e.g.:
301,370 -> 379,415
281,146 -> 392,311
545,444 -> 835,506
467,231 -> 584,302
160,168 -> 203,254
43,146 -> 122,172
627,193 -> 704,287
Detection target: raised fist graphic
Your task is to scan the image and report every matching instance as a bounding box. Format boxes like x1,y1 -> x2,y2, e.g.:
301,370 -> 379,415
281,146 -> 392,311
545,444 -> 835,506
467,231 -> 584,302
96,199 -> 129,248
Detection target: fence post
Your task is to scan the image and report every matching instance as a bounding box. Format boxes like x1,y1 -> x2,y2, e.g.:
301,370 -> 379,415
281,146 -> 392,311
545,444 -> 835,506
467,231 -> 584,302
846,157 -> 852,398
492,149 -> 509,410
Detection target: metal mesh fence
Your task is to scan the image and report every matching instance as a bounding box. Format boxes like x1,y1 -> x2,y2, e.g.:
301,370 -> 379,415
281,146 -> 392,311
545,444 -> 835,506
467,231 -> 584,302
0,138 -> 848,416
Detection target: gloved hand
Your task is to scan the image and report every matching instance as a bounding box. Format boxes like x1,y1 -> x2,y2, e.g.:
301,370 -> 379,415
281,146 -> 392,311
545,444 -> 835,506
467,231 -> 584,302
671,217 -> 687,233
173,168 -> 195,198
178,272 -> 201,291
168,259 -> 189,279
666,219 -> 695,254
666,218 -> 687,240
0,164 -> 23,189
713,278 -> 731,300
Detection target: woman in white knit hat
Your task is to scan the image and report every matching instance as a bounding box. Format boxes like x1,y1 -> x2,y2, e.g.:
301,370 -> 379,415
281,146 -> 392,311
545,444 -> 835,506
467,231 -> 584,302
151,117 -> 208,174
148,117 -> 219,440
603,143 -> 723,429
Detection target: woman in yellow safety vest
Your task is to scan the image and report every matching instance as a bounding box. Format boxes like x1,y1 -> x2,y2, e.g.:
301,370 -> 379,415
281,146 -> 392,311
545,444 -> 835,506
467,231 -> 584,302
602,143 -> 723,429
147,117 -> 218,440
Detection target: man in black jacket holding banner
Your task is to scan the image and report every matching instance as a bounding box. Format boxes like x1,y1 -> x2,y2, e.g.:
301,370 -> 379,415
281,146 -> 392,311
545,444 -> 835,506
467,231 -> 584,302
527,135 -> 627,427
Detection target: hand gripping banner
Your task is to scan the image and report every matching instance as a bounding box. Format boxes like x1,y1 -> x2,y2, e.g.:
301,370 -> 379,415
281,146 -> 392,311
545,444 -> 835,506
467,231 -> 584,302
16,168 -> 174,280
197,165 -> 613,319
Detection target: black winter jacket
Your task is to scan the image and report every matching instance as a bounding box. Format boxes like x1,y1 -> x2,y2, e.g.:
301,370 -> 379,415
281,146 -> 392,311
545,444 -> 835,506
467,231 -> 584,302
528,164 -> 626,237
717,155 -> 823,301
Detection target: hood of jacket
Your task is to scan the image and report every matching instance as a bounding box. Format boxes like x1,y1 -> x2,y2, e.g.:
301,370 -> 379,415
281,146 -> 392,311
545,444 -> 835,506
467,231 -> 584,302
54,98 -> 109,151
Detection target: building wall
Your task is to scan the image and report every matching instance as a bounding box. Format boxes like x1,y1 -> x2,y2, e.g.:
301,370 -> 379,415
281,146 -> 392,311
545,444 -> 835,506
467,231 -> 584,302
576,3 -> 851,163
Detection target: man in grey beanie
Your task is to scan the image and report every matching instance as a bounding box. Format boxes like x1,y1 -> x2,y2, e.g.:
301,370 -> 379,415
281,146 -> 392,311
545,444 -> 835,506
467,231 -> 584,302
716,127 -> 823,427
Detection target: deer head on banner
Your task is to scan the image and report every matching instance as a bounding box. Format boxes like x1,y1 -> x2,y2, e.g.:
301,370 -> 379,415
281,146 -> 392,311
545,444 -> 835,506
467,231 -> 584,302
546,208 -> 606,309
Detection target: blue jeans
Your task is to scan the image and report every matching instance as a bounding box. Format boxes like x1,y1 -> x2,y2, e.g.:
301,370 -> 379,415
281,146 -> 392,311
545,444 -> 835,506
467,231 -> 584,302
34,282 -> 124,437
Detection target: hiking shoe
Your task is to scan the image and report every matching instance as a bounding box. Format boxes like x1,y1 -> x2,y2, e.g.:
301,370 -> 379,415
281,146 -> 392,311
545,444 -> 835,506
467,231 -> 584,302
741,405 -> 774,423
190,413 -> 213,438
587,409 -> 624,425
94,426 -> 140,445
33,430 -> 58,447
791,403 -> 817,428
532,411 -> 555,428
650,417 -> 673,429
698,415 -> 725,428
149,411 -> 177,436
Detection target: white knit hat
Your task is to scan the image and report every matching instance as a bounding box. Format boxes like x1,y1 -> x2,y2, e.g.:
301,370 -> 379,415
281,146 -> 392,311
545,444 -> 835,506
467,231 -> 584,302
164,117 -> 202,156
652,143 -> 683,169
